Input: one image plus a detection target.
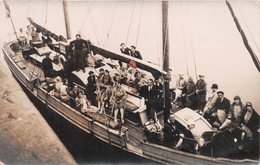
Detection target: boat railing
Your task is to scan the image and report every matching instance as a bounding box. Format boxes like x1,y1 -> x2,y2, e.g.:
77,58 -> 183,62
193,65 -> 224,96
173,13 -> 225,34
1,32 -> 19,44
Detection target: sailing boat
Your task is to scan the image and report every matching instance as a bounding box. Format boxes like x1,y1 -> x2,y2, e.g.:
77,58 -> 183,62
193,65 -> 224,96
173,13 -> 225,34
1,1 -> 259,164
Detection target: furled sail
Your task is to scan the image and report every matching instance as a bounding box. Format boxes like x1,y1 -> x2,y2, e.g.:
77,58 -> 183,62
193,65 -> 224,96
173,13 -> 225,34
226,1 -> 260,72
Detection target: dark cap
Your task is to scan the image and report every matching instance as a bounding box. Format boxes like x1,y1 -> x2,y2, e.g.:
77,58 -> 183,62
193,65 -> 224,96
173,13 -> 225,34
120,43 -> 125,46
212,122 -> 220,129
211,84 -> 218,89
131,45 -> 136,49
217,91 -> 224,95
245,102 -> 252,107
233,95 -> 241,101
75,34 -> 81,37
88,71 -> 94,75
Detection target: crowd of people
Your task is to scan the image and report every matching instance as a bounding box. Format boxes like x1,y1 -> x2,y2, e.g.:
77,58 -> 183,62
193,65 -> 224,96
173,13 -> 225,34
163,72 -> 259,155
21,28 -> 259,156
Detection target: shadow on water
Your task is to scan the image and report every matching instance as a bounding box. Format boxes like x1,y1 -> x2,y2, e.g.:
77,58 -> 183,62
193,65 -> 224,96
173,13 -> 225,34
37,105 -> 160,165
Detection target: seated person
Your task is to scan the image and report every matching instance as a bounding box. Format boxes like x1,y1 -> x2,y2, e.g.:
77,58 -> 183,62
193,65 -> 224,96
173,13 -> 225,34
179,119 -> 198,153
85,53 -> 96,67
60,79 -> 70,105
52,76 -> 63,99
163,113 -> 184,148
69,85 -> 79,108
75,91 -> 91,113
119,66 -> 128,84
137,73 -> 148,96
239,102 -> 259,151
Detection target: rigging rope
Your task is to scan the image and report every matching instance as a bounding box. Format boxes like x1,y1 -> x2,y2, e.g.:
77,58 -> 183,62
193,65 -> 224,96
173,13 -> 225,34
104,2 -> 118,48
135,1 -> 143,47
186,3 -> 198,80
226,0 -> 260,72
26,1 -> 30,18
80,2 -> 93,32
157,2 -> 162,67
235,1 -> 260,53
126,1 -> 136,45
44,0 -> 48,27
90,11 -> 104,46
180,3 -> 189,77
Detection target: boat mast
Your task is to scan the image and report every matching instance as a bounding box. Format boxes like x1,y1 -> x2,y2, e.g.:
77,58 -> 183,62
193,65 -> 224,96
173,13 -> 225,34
162,1 -> 171,123
62,0 -> 71,40
4,0 -> 18,40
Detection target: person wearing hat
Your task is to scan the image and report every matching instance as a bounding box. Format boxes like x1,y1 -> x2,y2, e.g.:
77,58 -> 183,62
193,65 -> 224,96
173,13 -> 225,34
130,45 -> 142,60
163,113 -> 184,149
87,71 -> 97,105
239,102 -> 259,151
219,95 -> 244,132
70,34 -> 90,73
173,72 -> 187,104
203,84 -> 218,121
195,74 -> 207,114
42,53 -> 53,78
53,76 -> 63,99
213,91 -> 230,124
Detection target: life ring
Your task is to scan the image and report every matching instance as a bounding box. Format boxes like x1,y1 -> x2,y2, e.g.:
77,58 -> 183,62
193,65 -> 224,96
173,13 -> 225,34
57,54 -> 66,70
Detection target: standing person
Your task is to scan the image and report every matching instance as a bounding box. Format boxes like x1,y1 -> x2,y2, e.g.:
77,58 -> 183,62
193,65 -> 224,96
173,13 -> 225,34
42,53 -> 53,78
213,91 -> 230,124
26,25 -> 32,45
163,113 -> 184,148
173,72 -> 187,104
70,34 -> 89,73
182,76 -> 197,109
110,83 -> 127,123
144,79 -> 159,121
203,84 -> 218,120
18,28 -> 26,48
31,26 -> 40,42
130,45 -> 142,60
87,71 -> 97,105
99,70 -> 114,114
196,74 -> 207,114
63,55 -> 75,82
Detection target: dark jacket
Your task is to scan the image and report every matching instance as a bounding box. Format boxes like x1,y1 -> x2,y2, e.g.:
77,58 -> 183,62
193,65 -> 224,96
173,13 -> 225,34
163,121 -> 181,147
214,97 -> 231,114
120,47 -> 131,55
130,50 -> 142,60
240,107 -> 259,136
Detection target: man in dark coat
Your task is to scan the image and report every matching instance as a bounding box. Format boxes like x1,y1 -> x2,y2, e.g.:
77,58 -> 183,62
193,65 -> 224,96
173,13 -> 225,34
63,55 -> 75,82
120,43 -> 131,55
42,53 -> 53,78
239,102 -> 259,151
87,71 -> 97,105
143,79 -> 160,120
212,91 -> 231,124
119,43 -> 131,67
130,45 -> 142,60
70,34 -> 89,73
196,74 -> 207,114
163,113 -> 184,148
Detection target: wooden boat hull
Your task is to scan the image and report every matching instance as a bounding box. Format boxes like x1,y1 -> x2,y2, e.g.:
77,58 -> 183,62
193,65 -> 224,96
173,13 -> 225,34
2,40 -> 258,165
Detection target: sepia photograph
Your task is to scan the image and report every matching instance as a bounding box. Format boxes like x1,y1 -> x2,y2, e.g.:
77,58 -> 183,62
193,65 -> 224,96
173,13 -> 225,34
0,0 -> 259,164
